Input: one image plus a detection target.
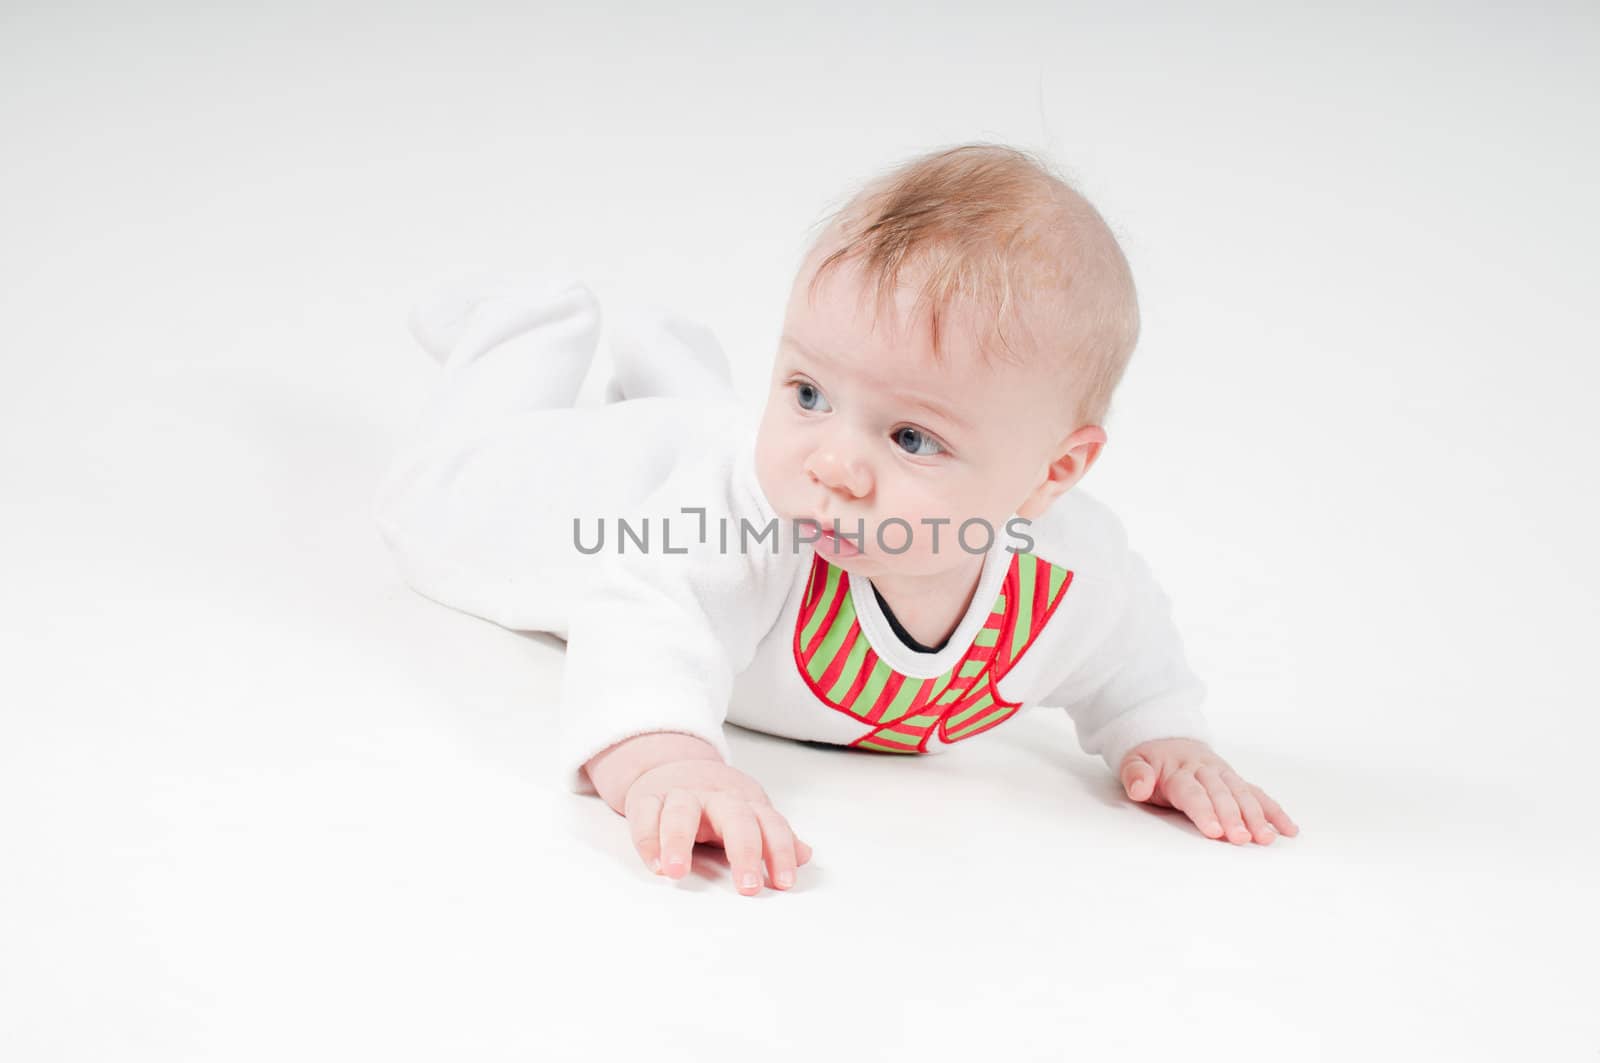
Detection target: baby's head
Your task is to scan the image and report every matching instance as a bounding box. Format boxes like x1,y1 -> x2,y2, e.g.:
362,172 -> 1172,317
754,143 -> 1141,578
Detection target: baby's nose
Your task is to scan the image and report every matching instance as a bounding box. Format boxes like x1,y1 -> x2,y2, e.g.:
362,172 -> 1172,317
805,446 -> 872,498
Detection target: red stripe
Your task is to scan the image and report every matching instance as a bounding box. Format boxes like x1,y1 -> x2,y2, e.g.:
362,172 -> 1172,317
855,731 -> 920,752
948,648 -> 994,697
839,647 -> 878,710
945,709 -> 1000,739
866,672 -> 906,723
1003,569 -> 1075,678
942,705 -> 1019,743
797,555 -> 830,629
804,572 -> 850,658
888,716 -> 932,742
991,555 -> 1022,675
906,675 -> 937,715
884,719 -> 934,746
937,683 -> 987,720
951,681 -> 994,710
1030,555 -> 1050,635
814,623 -> 861,694
922,673 -> 957,708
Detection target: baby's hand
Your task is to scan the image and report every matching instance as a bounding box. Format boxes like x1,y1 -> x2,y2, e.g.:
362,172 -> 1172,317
624,759 -> 813,896
1119,738 -> 1299,845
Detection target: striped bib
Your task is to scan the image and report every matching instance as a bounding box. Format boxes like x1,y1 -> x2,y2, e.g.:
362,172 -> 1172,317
792,549 -> 1074,752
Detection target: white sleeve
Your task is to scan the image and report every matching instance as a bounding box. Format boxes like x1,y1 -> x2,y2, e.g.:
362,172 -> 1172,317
1041,524 -> 1211,773
554,436 -> 793,795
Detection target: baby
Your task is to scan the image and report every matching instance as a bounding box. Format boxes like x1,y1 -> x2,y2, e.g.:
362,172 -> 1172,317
375,142 -> 1297,897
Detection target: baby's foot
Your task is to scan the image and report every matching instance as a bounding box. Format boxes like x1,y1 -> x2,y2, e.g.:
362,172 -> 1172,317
407,268 -> 588,366
602,298 -> 737,403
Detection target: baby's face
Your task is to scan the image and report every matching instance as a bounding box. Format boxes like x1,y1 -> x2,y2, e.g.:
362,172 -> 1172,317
755,243 -> 1073,580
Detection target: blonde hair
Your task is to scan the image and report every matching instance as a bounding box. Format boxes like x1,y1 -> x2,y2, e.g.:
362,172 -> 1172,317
803,142 -> 1140,425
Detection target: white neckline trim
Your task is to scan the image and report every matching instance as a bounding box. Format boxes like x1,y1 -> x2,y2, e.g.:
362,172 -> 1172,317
846,528 -> 1015,680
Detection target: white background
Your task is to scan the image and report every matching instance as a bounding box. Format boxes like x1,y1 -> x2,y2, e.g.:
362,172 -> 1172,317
3,2 -> 1597,1059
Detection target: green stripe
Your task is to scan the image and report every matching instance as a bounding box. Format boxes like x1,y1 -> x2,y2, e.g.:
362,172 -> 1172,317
1048,563 -> 1067,602
825,631 -> 872,701
1009,554 -> 1038,661
947,714 -> 1003,740
879,675 -> 927,724
850,659 -> 893,716
807,593 -> 858,681
943,692 -> 996,731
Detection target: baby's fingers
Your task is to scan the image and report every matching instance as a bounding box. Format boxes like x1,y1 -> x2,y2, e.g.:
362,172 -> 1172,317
1163,771 -> 1223,840
657,789 -> 704,879
703,794 -> 767,896
625,791 -> 666,873
752,804 -> 801,890
1120,755 -> 1159,803
1198,767 -> 1251,845
1223,772 -> 1277,845
1254,786 -> 1299,837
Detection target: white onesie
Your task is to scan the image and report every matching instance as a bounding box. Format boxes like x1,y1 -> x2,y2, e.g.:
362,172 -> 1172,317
375,270 -> 1211,795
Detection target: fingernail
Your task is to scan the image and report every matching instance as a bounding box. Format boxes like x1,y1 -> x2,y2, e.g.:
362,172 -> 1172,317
776,869 -> 794,888
666,857 -> 685,875
650,857 -> 662,873
740,872 -> 761,891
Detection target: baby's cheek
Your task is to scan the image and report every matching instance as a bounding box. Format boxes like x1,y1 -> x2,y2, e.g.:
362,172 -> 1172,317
872,500 -> 959,560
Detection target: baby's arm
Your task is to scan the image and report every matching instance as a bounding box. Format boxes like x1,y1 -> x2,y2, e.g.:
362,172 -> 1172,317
555,448 -> 807,894
582,732 -> 812,894
1046,518 -> 1298,845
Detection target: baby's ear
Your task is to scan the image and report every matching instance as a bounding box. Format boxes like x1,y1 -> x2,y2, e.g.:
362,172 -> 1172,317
1061,424 -> 1108,473
1016,426 -> 1107,519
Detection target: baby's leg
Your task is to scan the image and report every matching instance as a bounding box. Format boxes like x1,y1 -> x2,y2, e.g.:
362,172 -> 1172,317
601,297 -> 740,405
406,269 -> 599,442
375,271 -> 697,636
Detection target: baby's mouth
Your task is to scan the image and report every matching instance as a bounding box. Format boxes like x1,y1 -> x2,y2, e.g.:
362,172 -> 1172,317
796,517 -> 864,558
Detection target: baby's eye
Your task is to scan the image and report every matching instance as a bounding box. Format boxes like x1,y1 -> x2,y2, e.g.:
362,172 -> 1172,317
893,426 -> 945,457
793,380 -> 832,413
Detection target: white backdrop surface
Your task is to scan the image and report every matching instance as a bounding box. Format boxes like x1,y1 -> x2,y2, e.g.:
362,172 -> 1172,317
2,2 -> 1596,1059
